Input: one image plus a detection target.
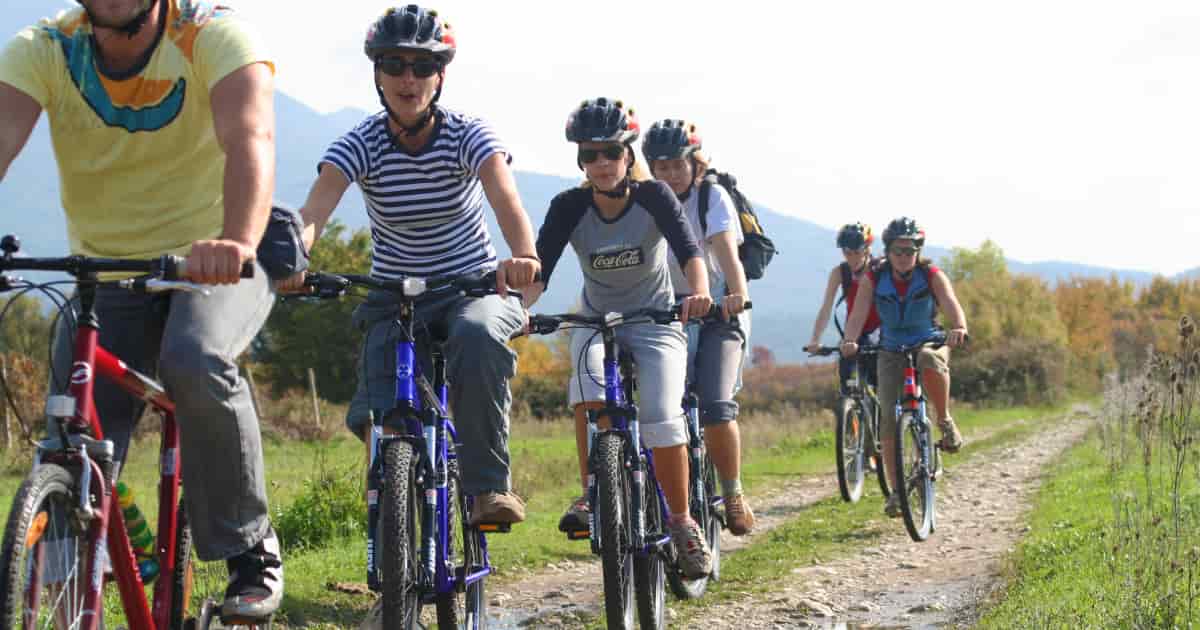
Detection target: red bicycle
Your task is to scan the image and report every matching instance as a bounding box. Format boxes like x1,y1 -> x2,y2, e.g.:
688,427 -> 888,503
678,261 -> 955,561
0,234 -> 262,630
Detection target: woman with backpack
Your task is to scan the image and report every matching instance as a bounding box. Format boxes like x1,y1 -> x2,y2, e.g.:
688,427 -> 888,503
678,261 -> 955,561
805,222 -> 881,395
840,217 -> 969,518
525,98 -> 715,578
642,119 -> 756,535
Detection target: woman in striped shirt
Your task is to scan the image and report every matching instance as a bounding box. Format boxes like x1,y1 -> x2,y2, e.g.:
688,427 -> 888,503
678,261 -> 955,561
283,6 -> 538,525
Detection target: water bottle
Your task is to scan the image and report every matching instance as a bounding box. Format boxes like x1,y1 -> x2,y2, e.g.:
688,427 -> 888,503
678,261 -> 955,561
115,482 -> 160,582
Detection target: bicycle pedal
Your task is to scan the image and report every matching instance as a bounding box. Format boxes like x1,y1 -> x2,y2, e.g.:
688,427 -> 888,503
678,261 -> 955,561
566,529 -> 590,540
476,522 -> 512,533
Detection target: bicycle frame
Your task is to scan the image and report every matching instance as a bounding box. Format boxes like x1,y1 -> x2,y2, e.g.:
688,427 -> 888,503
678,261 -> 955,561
583,323 -> 671,558
364,299 -> 491,600
39,283 -> 184,630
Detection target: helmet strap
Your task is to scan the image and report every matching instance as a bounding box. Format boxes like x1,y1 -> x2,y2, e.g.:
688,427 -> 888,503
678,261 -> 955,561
375,72 -> 442,146
675,183 -> 695,203
596,175 -> 631,199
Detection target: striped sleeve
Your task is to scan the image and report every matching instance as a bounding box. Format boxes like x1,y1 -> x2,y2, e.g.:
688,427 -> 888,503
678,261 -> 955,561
320,122 -> 372,183
458,117 -> 510,176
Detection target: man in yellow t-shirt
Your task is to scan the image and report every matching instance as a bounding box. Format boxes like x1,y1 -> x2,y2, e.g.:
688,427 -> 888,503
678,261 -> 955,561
0,0 -> 281,622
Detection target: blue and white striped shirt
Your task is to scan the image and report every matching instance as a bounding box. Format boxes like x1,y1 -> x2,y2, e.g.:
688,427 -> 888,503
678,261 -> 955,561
321,107 -> 509,279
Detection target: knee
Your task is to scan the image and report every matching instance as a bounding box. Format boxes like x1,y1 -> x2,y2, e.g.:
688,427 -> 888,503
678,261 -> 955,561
700,400 -> 739,427
159,337 -> 237,396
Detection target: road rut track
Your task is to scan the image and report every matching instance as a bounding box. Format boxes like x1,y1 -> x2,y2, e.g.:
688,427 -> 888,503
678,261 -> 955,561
475,408 -> 1091,629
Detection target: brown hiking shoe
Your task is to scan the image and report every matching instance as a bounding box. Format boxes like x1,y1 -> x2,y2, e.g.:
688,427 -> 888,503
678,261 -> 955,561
469,491 -> 526,525
725,494 -> 756,536
937,416 -> 965,453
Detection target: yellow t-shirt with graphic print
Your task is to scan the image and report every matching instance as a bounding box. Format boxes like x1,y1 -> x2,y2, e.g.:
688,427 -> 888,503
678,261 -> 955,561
0,1 -> 273,259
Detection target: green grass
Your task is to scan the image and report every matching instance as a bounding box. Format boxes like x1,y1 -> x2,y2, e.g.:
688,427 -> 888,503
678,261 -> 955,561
0,401 -> 1076,628
977,432 -> 1200,629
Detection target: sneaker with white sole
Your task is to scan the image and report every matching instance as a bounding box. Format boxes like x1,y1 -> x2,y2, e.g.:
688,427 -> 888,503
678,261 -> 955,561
222,527 -> 284,624
667,515 -> 712,579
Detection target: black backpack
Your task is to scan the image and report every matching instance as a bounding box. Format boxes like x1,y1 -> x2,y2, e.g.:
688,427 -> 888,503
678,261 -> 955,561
697,169 -> 777,280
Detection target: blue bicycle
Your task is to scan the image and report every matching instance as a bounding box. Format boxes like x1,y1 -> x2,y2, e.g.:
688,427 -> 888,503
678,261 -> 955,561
304,271 -> 512,629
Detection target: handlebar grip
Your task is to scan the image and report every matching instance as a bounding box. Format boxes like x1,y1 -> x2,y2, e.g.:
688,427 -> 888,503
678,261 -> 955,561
169,257 -> 256,281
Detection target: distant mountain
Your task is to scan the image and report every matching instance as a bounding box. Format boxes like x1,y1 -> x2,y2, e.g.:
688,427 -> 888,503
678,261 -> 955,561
0,0 -> 1181,361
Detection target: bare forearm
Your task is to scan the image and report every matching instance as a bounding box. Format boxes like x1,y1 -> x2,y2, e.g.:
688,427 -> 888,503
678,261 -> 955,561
495,204 -> 537,258
220,134 -> 274,247
685,257 -> 710,295
810,302 -> 833,343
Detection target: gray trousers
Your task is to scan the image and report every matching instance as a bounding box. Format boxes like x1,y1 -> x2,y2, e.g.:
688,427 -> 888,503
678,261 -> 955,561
568,320 -> 690,449
684,312 -> 750,426
347,289 -> 525,495
51,271 -> 274,561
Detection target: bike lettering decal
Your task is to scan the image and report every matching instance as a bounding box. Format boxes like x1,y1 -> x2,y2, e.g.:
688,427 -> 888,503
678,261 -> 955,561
590,247 -> 644,271
70,362 -> 92,385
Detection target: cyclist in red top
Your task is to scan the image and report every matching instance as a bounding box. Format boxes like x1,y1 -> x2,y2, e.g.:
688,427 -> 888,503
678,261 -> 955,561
806,222 -> 881,394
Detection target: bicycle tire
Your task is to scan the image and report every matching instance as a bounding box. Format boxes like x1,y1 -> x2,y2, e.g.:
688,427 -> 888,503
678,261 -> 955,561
171,501 -> 195,628
381,439 -> 422,629
595,433 -> 635,630
703,455 -> 722,582
436,461 -> 488,629
867,398 -> 891,498
835,397 -> 867,502
634,473 -> 665,628
0,463 -> 93,629
895,411 -> 935,541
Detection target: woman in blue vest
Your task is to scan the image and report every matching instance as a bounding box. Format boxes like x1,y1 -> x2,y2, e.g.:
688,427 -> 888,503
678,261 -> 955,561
840,217 -> 968,518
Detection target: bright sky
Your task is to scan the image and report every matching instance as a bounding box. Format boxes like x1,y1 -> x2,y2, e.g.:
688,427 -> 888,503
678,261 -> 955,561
230,0 -> 1200,275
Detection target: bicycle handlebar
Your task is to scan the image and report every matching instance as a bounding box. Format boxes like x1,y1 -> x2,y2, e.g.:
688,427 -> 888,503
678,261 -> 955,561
302,270 -> 519,301
527,301 -> 752,336
0,234 -> 254,280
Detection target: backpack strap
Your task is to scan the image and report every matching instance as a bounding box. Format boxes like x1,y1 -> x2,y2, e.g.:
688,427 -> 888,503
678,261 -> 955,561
839,261 -> 853,298
698,178 -> 713,235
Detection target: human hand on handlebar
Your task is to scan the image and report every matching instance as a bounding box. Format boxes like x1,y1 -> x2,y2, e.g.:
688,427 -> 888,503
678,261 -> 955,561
720,293 -> 748,322
186,239 -> 255,285
840,339 -> 859,357
681,292 -> 714,323
804,342 -> 821,354
947,327 -> 968,348
496,257 -> 541,294
274,270 -> 309,294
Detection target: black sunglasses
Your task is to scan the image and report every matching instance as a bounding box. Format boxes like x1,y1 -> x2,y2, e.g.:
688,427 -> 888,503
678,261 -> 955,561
376,57 -> 442,79
889,246 -> 919,256
579,145 -> 626,164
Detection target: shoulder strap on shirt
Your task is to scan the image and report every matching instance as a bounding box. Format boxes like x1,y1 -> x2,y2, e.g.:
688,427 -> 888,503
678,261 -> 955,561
698,179 -> 712,235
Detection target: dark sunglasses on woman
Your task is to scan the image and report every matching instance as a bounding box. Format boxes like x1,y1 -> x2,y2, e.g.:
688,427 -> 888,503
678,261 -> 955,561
376,57 -> 442,79
578,145 -> 626,164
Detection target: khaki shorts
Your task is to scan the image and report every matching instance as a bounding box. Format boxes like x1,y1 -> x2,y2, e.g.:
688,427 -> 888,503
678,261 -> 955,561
877,345 -> 951,436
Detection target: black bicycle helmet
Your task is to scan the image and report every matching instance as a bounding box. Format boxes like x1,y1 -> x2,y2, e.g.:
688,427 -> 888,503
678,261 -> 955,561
836,222 -> 874,250
881,217 -> 926,248
641,119 -> 702,162
364,5 -> 456,64
565,98 -> 640,145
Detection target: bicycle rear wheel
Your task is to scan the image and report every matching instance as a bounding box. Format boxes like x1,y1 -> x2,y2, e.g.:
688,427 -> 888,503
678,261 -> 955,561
895,411 -> 935,541
381,439 -> 422,629
634,472 -> 664,629
595,433 -> 635,630
436,461 -> 487,629
0,463 -> 95,629
868,398 -> 891,498
835,397 -> 867,502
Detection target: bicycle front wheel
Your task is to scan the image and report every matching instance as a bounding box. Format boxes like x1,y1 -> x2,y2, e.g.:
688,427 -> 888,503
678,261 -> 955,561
595,433 -> 635,630
835,397 -> 867,502
895,411 -> 935,541
381,440 -> 422,629
0,463 -> 95,629
868,398 -> 892,498
436,461 -> 487,629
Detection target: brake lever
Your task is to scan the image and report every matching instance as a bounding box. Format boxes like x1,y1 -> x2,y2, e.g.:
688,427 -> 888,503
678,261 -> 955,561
125,278 -> 212,296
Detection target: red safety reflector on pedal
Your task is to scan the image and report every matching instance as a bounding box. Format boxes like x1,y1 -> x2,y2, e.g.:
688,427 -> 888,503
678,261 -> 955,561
567,530 -> 590,540
477,523 -> 511,533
